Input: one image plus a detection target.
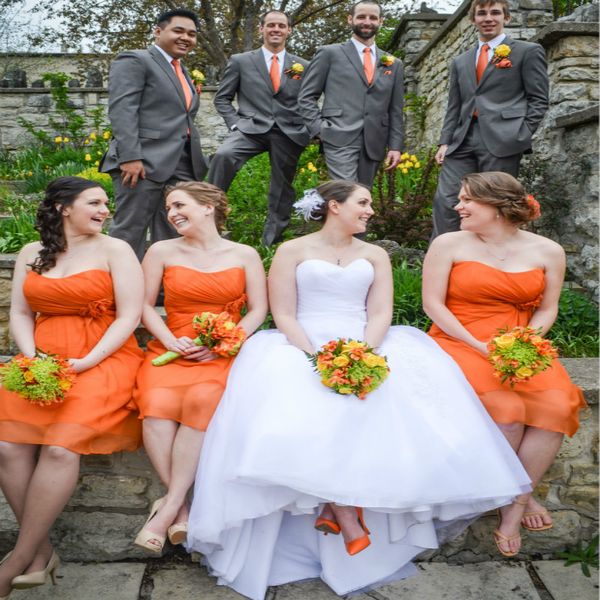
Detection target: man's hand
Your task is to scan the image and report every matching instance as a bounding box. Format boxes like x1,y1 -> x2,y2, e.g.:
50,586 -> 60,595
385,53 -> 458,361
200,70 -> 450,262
120,160 -> 146,188
435,144 -> 448,165
383,150 -> 401,171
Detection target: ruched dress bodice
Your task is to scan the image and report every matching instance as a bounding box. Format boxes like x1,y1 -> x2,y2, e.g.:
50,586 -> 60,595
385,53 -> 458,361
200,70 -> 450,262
135,266 -> 247,431
429,261 -> 585,436
0,270 -> 143,454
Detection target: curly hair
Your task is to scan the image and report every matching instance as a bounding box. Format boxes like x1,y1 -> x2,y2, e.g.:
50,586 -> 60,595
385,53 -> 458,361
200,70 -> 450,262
461,172 -> 538,225
309,180 -> 370,222
29,177 -> 103,274
165,181 -> 231,232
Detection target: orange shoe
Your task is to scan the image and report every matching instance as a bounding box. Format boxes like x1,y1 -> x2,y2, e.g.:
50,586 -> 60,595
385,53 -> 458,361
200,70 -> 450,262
345,507 -> 371,556
314,517 -> 341,535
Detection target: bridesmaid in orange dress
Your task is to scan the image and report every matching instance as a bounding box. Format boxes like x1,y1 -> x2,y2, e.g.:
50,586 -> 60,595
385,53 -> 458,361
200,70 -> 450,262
133,181 -> 267,553
423,172 -> 585,557
0,177 -> 143,598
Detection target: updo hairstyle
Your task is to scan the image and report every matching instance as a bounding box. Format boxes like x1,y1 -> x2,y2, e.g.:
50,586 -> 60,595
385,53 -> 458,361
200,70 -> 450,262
309,180 -> 369,221
461,172 -> 539,225
165,181 -> 231,232
30,176 -> 103,274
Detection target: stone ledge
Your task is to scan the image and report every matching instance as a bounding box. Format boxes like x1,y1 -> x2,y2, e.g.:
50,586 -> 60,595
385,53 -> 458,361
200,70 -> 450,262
559,358 -> 599,404
531,21 -> 600,47
554,105 -> 599,129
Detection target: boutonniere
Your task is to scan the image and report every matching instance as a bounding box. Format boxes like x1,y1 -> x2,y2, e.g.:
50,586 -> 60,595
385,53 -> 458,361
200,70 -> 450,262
190,69 -> 205,93
491,44 -> 512,68
380,55 -> 395,67
284,62 -> 304,80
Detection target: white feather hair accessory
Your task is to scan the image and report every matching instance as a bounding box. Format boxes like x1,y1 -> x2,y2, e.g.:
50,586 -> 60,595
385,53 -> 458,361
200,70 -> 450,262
293,188 -> 325,221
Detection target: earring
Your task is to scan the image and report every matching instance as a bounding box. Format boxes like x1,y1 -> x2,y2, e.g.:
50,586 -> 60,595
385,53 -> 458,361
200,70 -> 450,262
495,211 -> 500,219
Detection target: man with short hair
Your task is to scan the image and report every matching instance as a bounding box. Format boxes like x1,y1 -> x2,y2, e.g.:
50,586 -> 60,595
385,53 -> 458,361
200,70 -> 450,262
431,0 -> 549,237
297,0 -> 404,188
100,8 -> 208,259
208,10 -> 309,246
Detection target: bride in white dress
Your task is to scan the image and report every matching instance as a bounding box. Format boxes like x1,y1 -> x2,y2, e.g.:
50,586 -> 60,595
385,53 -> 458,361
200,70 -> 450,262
187,180 -> 531,599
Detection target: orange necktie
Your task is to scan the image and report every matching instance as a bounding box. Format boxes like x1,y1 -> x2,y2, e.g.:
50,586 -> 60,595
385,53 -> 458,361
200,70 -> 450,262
270,54 -> 280,93
363,47 -> 374,85
476,43 -> 490,83
172,59 -> 192,109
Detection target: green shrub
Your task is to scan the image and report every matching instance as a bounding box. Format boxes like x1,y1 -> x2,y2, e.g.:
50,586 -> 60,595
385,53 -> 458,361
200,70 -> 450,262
0,196 -> 39,253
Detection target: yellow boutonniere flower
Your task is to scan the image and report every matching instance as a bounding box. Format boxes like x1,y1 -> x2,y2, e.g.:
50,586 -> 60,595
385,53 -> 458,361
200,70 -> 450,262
494,44 -> 511,59
291,63 -> 304,74
191,69 -> 205,84
380,55 -> 395,67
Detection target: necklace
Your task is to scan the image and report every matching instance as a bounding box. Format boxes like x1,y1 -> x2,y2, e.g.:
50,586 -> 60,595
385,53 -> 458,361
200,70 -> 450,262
476,233 -> 515,262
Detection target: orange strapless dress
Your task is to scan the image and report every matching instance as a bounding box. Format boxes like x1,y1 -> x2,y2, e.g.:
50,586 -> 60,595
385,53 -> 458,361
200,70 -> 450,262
0,270 -> 143,454
134,266 -> 247,431
429,262 -> 585,436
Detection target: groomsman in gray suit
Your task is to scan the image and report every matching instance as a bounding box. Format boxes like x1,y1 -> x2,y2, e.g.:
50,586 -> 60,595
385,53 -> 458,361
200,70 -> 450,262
297,1 -> 404,187
432,0 -> 549,237
208,10 -> 309,246
100,8 -> 207,259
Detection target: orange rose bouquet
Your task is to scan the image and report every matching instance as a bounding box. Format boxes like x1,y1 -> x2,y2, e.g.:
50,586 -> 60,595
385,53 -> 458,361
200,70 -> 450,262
0,353 -> 75,405
152,311 -> 247,366
487,326 -> 558,387
309,338 -> 390,400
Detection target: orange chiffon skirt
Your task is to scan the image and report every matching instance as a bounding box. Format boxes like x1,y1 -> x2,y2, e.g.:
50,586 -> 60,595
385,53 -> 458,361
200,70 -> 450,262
429,262 -> 585,436
0,270 -> 143,454
134,266 -> 247,431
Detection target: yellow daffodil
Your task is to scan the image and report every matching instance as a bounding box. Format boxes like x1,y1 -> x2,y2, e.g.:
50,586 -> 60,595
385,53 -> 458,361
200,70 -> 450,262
84,153 -> 92,161
94,160 -> 100,166
414,161 -> 421,168
401,168 -> 408,174
63,137 -> 70,142
84,139 -> 90,145
400,152 -> 409,160
54,136 -> 63,143
89,132 -> 97,140
405,161 -> 413,168
410,154 -> 418,162
102,131 -> 110,139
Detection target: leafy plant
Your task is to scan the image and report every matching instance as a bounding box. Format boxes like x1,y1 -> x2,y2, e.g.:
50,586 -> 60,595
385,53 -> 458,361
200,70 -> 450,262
0,196 -> 39,253
404,93 -> 429,134
558,534 -> 599,577
391,259 -> 431,330
369,150 -> 439,246
548,289 -> 599,357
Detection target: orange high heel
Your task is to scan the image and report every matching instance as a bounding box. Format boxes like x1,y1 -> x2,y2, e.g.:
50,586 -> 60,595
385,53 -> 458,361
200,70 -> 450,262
314,516 -> 341,535
345,507 -> 371,556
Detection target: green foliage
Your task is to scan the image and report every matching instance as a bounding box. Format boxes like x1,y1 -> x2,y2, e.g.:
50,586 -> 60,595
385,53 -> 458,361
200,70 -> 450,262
553,0 -> 593,17
225,144 -> 325,246
548,289 -> 599,357
0,196 -> 40,253
558,534 -> 599,577
391,259 -> 430,330
370,150 -> 439,246
403,93 -> 429,133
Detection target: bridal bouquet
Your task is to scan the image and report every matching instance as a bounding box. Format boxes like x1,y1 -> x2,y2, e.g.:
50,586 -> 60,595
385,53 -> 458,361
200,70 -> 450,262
487,326 -> 558,387
310,339 -> 390,400
152,311 -> 247,366
0,353 -> 75,405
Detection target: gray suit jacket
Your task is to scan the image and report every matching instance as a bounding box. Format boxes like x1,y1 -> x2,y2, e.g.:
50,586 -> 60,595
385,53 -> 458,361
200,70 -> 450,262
298,41 -> 404,161
100,46 -> 207,182
439,37 -> 549,157
214,49 -> 310,147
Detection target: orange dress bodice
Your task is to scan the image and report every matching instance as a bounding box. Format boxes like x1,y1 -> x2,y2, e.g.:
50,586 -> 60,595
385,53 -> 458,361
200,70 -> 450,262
0,270 -> 143,454
429,262 -> 585,436
134,266 -> 247,431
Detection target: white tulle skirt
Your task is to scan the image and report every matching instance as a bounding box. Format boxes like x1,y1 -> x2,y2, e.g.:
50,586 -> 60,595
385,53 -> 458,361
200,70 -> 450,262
187,325 -> 530,599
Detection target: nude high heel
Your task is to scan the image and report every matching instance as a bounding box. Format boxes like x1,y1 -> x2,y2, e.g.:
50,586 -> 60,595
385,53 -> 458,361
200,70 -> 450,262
345,507 -> 371,556
11,551 -> 60,589
167,522 -> 188,546
134,498 -> 166,554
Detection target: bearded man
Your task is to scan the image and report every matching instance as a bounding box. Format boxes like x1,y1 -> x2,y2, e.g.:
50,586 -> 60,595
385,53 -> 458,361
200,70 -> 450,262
298,0 -> 404,187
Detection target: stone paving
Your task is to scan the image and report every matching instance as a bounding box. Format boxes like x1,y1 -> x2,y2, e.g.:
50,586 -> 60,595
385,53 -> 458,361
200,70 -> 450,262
9,559 -> 599,600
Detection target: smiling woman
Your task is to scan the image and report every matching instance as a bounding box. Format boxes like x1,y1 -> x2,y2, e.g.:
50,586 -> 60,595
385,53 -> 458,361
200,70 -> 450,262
131,181 -> 268,554
0,176 -> 144,597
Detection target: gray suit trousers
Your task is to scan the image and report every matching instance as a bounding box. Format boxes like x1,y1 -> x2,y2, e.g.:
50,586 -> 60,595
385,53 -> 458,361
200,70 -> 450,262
207,128 -> 304,246
322,136 -> 381,189
109,144 -> 196,260
431,121 -> 522,239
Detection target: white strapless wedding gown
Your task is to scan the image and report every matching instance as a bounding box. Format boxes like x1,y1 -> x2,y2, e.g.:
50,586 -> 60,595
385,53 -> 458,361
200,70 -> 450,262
187,259 -> 530,599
